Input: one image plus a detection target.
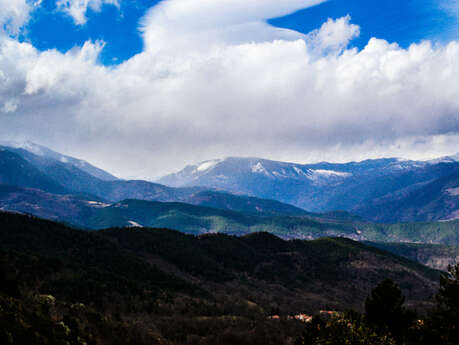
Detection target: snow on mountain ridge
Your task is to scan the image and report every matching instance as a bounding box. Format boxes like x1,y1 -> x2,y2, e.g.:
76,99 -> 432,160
251,162 -> 269,175
311,169 -> 352,178
0,140 -> 118,181
196,159 -> 221,172
428,153 -> 459,164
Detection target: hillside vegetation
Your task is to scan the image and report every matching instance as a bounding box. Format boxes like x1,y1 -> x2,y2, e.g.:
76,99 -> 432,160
366,242 -> 459,271
0,212 -> 441,345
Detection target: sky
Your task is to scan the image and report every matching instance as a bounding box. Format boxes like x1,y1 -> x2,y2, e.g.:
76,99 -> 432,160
1,0 -> 459,179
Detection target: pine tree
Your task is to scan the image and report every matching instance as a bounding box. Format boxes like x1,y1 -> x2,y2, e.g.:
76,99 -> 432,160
426,264 -> 459,345
365,279 -> 415,343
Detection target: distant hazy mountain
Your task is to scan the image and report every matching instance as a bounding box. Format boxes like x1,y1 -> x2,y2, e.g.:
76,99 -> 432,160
158,156 -> 459,216
0,149 -> 69,194
0,141 -> 118,181
4,141 -> 459,224
353,167 -> 459,222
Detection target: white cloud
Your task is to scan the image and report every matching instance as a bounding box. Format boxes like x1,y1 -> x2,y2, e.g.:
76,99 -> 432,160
305,15 -> 360,55
140,0 -> 326,54
1,0 -> 459,179
0,0 -> 41,35
56,0 -> 120,25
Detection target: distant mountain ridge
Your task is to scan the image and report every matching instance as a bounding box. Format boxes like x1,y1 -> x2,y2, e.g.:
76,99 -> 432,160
158,156 -> 459,220
353,167 -> 459,222
0,141 -> 118,181
3,141 -> 459,225
0,144 -> 309,217
0,149 -> 69,194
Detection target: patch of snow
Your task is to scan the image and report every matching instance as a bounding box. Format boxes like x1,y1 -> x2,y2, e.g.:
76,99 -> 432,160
391,161 -> 426,170
127,220 -> 143,228
446,188 -> 459,196
0,140 -> 45,156
251,162 -> 269,175
293,166 -> 308,176
311,169 -> 352,178
19,141 -> 46,156
86,201 -> 111,208
314,169 -> 351,177
60,156 -> 69,163
427,153 -> 459,164
304,169 -> 352,183
439,210 -> 459,222
196,159 -> 221,172
273,171 -> 288,178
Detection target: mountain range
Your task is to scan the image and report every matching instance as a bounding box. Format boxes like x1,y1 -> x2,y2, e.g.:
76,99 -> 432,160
1,141 -> 459,251
158,156 -> 459,222
0,143 -> 310,216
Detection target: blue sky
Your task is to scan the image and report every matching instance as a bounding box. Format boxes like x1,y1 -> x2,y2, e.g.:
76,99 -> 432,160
21,0 -> 459,65
270,0 -> 459,49
22,0 -> 161,64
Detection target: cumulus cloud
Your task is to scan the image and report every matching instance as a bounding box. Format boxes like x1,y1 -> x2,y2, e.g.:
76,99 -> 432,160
0,0 -> 41,35
305,15 -> 360,55
56,0 -> 119,25
1,0 -> 459,179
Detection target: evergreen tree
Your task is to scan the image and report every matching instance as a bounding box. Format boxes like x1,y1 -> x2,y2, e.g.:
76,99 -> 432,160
424,264 -> 459,345
365,279 -> 415,343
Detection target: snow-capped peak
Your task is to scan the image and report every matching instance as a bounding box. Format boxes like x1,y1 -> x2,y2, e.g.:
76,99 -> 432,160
0,140 -> 46,156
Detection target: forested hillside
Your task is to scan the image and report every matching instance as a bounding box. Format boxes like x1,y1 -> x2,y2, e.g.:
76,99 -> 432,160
0,212 -> 445,345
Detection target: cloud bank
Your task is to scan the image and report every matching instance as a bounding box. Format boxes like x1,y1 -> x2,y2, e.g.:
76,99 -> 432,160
1,0 -> 459,179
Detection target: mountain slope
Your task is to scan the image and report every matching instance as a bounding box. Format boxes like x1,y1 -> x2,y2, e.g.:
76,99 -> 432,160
0,150 -> 69,194
365,241 -> 459,271
0,184 -> 104,223
158,156 -> 459,215
0,141 -> 118,181
2,185 -> 459,246
183,190 -> 309,216
0,186 -> 331,233
353,169 -> 459,222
